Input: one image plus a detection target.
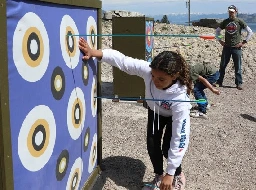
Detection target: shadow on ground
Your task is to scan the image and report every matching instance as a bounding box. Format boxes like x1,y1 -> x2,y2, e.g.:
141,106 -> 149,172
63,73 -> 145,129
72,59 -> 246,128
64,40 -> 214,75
240,113 -> 256,122
92,156 -> 146,190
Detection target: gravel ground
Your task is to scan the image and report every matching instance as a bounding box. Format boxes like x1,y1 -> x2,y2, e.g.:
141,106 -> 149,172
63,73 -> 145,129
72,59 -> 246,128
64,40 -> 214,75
91,64 -> 256,190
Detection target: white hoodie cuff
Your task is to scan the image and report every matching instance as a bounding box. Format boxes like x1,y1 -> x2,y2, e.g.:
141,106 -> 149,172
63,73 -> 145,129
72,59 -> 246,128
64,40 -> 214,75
166,165 -> 176,176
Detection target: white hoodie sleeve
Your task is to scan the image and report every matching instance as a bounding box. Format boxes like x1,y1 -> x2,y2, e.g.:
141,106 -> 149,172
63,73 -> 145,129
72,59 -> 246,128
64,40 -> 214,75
166,104 -> 190,175
244,26 -> 253,42
100,49 -> 150,78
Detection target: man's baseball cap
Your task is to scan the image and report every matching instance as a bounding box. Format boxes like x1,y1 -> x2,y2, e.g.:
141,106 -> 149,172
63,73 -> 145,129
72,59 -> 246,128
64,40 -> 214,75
228,5 -> 237,12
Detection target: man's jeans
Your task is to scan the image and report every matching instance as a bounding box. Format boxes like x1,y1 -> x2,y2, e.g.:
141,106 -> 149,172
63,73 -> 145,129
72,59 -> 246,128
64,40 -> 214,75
218,46 -> 242,85
193,71 -> 220,113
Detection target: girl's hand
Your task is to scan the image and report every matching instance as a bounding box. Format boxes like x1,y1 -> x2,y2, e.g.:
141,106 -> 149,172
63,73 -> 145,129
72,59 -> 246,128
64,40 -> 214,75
79,37 -> 92,60
160,174 -> 173,190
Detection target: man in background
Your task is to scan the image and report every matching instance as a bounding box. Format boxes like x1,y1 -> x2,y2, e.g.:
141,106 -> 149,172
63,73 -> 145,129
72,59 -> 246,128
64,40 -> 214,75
215,5 -> 253,90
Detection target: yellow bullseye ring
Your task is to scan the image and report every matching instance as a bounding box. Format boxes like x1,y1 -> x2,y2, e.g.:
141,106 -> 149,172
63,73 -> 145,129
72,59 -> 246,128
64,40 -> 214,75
27,119 -> 50,157
54,75 -> 63,92
71,98 -> 84,129
22,27 -> 44,67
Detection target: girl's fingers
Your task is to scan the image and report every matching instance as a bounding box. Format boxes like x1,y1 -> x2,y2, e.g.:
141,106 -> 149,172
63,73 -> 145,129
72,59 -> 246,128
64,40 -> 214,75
80,38 -> 86,44
79,41 -> 88,50
82,55 -> 90,60
79,38 -> 90,60
79,37 -> 85,41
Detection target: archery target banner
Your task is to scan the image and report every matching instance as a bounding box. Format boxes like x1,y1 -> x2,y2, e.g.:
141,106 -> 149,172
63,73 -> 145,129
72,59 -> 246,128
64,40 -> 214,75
145,20 -> 154,62
6,0 -> 99,189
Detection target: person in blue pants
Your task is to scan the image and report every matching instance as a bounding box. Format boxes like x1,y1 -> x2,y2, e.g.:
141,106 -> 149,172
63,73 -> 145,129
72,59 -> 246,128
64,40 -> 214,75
189,61 -> 221,119
215,5 -> 253,90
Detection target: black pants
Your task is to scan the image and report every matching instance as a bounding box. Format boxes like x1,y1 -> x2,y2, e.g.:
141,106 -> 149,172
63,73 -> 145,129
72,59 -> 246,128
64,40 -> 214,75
147,108 -> 182,176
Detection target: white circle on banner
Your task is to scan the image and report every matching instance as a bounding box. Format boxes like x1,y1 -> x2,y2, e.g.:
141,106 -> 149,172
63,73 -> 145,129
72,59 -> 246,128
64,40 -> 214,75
86,16 -> 97,50
91,75 -> 97,117
67,87 -> 86,140
88,133 -> 97,173
66,157 -> 83,190
60,15 -> 80,69
18,105 -> 56,171
13,12 -> 49,82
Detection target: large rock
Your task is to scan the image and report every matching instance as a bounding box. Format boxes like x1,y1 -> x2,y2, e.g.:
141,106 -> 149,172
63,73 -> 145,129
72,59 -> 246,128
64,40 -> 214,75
103,10 -> 145,20
192,18 -> 223,29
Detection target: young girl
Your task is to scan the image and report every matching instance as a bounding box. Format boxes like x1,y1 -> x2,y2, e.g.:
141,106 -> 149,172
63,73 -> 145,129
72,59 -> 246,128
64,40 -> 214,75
79,37 -> 191,190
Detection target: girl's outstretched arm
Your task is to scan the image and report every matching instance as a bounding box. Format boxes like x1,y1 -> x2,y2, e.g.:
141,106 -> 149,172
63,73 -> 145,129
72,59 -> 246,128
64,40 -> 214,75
79,37 -> 103,60
79,38 -> 150,78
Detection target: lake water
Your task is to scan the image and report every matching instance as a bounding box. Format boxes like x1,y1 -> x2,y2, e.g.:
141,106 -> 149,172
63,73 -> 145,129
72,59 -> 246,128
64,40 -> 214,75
248,23 -> 256,32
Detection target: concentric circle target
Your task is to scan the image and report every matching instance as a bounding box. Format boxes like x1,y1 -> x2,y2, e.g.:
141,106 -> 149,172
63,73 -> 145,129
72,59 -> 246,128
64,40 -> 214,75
91,75 -> 97,117
51,66 -> 65,100
60,15 -> 80,69
88,133 -> 97,173
146,22 -> 153,53
18,105 -> 56,171
13,12 -> 49,82
67,87 -> 86,140
56,150 -> 69,181
83,127 -> 90,152
66,157 -> 83,190
146,52 -> 153,62
82,61 -> 89,86
86,16 -> 97,50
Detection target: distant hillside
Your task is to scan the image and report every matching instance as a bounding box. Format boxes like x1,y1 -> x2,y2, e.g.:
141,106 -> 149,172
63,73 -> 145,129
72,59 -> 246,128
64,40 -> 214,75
102,10 -> 256,23
239,13 -> 256,23
150,13 -> 256,23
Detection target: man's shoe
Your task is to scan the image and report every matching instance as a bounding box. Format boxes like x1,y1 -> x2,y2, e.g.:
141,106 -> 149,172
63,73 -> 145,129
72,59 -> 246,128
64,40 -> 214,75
237,84 -> 243,90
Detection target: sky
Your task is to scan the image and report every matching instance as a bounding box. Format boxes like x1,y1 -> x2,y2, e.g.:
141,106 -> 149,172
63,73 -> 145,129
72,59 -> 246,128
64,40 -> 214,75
102,0 -> 256,16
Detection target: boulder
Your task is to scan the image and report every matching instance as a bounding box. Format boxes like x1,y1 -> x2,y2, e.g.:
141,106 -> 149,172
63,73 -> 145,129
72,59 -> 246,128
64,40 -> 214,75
102,10 -> 145,20
192,18 -> 223,29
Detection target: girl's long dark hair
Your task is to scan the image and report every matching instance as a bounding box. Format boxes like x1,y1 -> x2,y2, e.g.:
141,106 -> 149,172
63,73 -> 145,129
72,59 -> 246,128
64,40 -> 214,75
149,51 -> 191,91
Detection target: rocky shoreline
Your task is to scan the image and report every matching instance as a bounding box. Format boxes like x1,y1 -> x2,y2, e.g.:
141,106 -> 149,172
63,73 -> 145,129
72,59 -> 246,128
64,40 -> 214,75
101,20 -> 256,83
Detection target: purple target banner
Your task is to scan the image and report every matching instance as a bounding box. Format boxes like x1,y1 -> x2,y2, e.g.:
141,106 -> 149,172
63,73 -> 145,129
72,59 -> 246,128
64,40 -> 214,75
7,0 -> 98,189
145,20 -> 154,62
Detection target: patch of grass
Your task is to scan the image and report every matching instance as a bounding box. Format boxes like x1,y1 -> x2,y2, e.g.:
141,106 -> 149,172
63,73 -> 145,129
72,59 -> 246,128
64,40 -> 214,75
161,26 -> 168,31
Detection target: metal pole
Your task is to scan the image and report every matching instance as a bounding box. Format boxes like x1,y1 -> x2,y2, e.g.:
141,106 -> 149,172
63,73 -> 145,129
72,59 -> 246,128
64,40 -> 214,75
188,0 -> 191,26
